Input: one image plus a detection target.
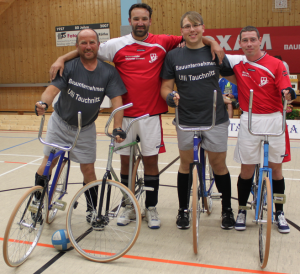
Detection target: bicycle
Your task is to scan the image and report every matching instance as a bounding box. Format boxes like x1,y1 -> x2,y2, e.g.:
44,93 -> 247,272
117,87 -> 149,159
175,90 -> 221,254
66,103 -> 150,263
3,112 -> 82,267
240,89 -> 287,268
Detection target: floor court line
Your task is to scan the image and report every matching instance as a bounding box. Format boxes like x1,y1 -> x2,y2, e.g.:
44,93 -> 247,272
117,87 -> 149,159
0,238 -> 287,274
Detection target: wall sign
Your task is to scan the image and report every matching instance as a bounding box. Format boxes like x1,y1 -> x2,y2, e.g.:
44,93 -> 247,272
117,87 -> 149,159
55,23 -> 110,47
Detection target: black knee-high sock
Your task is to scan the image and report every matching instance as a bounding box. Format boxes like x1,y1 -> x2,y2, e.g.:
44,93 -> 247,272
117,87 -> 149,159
144,174 -> 159,208
214,172 -> 232,210
83,182 -> 98,212
177,172 -> 190,209
120,174 -> 129,188
273,178 -> 285,212
237,176 -> 253,206
35,172 -> 51,199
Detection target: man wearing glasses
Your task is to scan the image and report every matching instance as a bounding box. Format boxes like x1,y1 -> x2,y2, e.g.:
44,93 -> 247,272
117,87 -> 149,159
161,11 -> 236,230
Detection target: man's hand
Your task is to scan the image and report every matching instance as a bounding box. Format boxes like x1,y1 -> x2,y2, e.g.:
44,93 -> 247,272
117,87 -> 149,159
35,101 -> 48,116
210,41 -> 225,64
166,92 -> 180,107
112,128 -> 126,143
223,96 -> 232,105
49,57 -> 65,81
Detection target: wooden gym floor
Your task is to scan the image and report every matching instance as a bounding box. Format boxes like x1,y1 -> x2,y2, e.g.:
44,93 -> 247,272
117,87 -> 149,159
0,115 -> 299,274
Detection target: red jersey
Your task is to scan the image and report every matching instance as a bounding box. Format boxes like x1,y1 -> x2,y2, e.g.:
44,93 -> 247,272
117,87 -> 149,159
226,53 -> 292,114
98,33 -> 182,117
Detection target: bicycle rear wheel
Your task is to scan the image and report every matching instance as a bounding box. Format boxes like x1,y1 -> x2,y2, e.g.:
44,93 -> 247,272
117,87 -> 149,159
47,159 -> 69,224
203,153 -> 214,215
258,177 -> 272,269
3,186 -> 48,267
131,155 -> 146,217
67,180 -> 141,263
192,166 -> 201,255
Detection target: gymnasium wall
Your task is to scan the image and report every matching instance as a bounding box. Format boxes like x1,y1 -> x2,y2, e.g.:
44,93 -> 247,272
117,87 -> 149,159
0,0 -> 299,112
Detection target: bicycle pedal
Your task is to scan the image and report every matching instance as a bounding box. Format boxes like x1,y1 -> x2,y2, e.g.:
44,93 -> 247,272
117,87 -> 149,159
143,186 -> 154,191
273,194 -> 286,204
210,192 -> 222,199
239,206 -> 251,210
252,219 -> 268,224
55,188 -> 63,193
52,200 -> 67,211
28,204 -> 39,214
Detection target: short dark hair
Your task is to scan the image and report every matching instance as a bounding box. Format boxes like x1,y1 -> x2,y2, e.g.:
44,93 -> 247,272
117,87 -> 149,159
274,55 -> 282,61
76,28 -> 99,44
129,3 -> 152,18
239,26 -> 260,40
180,11 -> 204,27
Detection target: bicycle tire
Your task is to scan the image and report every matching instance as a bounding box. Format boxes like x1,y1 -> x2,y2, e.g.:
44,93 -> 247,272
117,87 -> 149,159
192,166 -> 201,255
258,177 -> 272,269
203,153 -> 214,215
47,159 -> 69,224
131,155 -> 146,218
66,180 -> 141,263
3,186 -> 48,267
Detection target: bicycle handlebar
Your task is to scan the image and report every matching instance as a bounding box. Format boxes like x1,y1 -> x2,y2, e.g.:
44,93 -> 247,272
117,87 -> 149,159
104,103 -> 149,139
38,112 -> 82,151
248,89 -> 287,137
175,90 -> 217,132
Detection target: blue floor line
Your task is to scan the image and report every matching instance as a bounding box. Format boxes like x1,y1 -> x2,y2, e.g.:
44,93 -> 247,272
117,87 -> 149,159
0,138 -> 38,152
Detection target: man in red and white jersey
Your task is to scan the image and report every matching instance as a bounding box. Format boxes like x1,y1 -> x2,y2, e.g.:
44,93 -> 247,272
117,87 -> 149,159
225,26 -> 296,233
49,3 -> 224,229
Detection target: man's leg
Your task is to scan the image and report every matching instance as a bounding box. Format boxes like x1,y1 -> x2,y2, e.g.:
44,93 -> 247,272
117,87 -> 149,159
81,163 -> 97,212
207,151 -> 235,229
269,162 -> 290,233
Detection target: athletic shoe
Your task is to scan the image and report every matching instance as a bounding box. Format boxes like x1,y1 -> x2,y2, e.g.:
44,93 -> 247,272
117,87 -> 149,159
221,208 -> 235,229
176,208 -> 190,229
235,209 -> 247,231
117,205 -> 136,226
145,207 -> 161,229
275,210 -> 290,233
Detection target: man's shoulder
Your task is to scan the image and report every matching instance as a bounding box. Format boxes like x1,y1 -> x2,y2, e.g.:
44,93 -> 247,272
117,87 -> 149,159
146,33 -> 181,43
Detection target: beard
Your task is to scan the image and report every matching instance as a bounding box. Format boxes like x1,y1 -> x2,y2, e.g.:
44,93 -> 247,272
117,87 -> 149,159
132,24 -> 149,38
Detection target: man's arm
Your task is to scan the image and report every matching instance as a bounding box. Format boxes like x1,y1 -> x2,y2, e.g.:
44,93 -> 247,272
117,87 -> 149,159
110,95 -> 125,143
161,78 -> 180,107
224,75 -> 237,86
35,85 -> 60,116
202,36 -> 224,64
49,50 -> 79,81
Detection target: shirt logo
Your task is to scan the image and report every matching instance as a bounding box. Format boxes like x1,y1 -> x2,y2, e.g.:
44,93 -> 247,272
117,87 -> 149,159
259,77 -> 268,87
242,71 -> 250,77
149,53 -> 158,63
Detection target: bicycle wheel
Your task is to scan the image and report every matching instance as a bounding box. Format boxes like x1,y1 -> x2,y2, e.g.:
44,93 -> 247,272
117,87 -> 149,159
192,166 -> 201,255
258,177 -> 272,269
47,159 -> 69,224
203,153 -> 214,215
67,180 -> 141,263
131,155 -> 146,217
3,186 -> 48,267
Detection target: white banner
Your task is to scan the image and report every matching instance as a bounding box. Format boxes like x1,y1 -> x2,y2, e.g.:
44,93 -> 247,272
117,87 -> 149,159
228,118 -> 300,139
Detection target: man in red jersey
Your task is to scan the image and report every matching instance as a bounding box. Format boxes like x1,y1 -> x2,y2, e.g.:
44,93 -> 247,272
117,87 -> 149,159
49,3 -> 224,229
225,26 -> 295,233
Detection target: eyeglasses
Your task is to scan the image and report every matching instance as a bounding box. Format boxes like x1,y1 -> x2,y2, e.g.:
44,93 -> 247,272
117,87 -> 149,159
181,23 -> 203,30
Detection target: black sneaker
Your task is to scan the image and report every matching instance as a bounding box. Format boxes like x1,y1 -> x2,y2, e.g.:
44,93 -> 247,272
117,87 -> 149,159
221,208 -> 235,230
176,208 -> 190,229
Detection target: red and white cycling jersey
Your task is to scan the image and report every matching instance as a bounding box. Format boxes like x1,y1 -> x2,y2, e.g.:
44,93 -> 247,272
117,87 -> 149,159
98,33 -> 182,117
226,53 -> 291,114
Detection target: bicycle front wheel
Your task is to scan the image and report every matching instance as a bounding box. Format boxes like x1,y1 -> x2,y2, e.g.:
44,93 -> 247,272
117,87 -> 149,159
258,177 -> 272,269
67,180 -> 141,263
47,159 -> 69,224
131,155 -> 146,217
192,166 -> 201,255
3,186 -> 48,267
203,153 -> 214,215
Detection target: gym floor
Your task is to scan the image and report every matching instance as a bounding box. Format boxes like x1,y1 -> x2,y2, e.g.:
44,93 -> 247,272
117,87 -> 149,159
0,128 -> 299,274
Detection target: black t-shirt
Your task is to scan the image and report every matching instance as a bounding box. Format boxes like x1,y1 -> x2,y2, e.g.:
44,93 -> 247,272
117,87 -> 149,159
160,46 -> 234,126
52,58 -> 127,126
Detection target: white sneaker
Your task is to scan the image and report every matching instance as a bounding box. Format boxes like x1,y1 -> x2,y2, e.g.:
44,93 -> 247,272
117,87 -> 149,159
145,207 -> 161,229
117,205 -> 136,226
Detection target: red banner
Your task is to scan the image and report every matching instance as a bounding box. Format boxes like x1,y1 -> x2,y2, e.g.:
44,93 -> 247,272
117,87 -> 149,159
205,26 -> 300,74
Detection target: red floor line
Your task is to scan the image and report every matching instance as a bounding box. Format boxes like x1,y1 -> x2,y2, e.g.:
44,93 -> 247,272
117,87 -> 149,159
4,161 -> 28,164
0,238 -> 287,274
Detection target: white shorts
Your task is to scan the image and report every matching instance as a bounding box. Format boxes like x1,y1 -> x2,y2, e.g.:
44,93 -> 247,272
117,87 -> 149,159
115,115 -> 165,156
234,112 -> 288,164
